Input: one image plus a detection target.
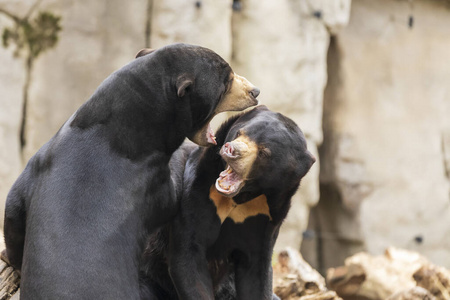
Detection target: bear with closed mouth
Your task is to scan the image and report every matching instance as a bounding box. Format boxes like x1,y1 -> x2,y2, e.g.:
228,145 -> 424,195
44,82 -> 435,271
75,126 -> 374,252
140,105 -> 316,300
3,43 -> 259,299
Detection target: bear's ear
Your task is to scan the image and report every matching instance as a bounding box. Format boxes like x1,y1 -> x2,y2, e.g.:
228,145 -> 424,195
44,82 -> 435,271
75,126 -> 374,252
176,75 -> 194,98
135,48 -> 155,58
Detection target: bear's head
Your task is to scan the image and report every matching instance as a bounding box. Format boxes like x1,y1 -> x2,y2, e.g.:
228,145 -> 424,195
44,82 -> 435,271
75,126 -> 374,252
136,44 -> 260,147
215,106 -> 315,202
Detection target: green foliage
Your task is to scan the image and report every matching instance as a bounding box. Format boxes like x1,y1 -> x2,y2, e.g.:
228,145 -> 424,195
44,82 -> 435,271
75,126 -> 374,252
1,11 -> 62,60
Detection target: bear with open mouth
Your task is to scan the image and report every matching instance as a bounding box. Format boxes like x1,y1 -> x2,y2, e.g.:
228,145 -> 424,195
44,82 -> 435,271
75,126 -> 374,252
3,43 -> 259,299
140,105 -> 316,300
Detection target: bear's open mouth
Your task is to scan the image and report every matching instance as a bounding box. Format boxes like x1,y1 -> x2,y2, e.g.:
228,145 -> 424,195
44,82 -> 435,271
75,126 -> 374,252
215,165 -> 245,197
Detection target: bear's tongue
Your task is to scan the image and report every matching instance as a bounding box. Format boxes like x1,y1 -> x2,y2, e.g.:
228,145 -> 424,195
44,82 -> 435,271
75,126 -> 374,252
207,123 -> 217,145
215,165 -> 244,196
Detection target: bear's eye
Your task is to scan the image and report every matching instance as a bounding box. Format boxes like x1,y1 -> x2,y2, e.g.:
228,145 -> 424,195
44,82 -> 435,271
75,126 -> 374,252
258,147 -> 271,158
235,130 -> 241,138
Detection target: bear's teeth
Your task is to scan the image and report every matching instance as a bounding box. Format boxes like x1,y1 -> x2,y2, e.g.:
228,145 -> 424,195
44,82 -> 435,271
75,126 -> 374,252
215,164 -> 245,196
207,124 -> 217,145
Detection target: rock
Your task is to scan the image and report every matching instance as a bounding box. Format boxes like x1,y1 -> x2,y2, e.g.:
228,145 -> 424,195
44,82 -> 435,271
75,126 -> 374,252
327,248 -> 423,299
387,287 -> 436,300
327,247 -> 450,300
413,264 -> 450,300
0,258 -> 20,300
298,291 -> 342,300
273,247 -> 342,300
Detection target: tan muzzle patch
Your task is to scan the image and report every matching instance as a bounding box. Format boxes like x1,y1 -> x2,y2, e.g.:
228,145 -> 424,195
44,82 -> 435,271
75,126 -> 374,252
215,73 -> 259,113
222,134 -> 259,180
189,73 -> 259,147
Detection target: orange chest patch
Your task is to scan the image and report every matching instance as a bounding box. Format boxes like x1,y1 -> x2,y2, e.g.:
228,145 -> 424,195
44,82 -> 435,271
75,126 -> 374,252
209,186 -> 272,224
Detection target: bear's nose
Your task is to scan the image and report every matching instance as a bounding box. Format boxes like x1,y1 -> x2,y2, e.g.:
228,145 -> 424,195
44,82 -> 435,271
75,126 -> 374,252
249,87 -> 260,99
223,142 -> 235,157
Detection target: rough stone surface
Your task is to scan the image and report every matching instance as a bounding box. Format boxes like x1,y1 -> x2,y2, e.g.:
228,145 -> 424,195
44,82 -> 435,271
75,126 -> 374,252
0,257 -> 20,299
0,4 -> 26,231
413,264 -> 450,300
387,287 -> 435,300
150,0 -> 232,61
327,247 -> 450,300
327,248 -> 426,299
303,0 -> 450,271
273,247 -> 342,300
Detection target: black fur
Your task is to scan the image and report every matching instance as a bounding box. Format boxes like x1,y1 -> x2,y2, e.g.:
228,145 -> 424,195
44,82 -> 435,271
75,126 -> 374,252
3,43 -> 237,299
140,106 -> 315,299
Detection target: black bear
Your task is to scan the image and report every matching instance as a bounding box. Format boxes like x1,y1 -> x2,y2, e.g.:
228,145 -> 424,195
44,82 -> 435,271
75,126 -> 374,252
3,43 -> 259,299
140,105 -> 316,300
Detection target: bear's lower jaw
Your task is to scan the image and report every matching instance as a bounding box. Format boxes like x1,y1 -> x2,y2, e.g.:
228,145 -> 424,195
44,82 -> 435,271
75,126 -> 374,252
189,121 -> 216,147
207,123 -> 217,145
215,165 -> 245,197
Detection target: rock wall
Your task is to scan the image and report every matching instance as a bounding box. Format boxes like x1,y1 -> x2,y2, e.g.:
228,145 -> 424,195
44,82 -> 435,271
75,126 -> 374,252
302,0 -> 450,272
0,8 -> 24,236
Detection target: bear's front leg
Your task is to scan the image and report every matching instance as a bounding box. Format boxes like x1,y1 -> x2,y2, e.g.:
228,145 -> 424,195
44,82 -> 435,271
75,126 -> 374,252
234,224 -> 281,300
234,255 -> 274,300
144,162 -> 179,230
168,217 -> 215,300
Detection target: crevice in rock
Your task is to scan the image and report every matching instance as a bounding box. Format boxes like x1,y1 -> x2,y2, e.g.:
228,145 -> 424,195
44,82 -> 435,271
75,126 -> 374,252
19,56 -> 34,153
230,0 -> 240,63
441,132 -> 450,202
301,35 -> 366,275
441,132 -> 450,181
145,0 -> 153,48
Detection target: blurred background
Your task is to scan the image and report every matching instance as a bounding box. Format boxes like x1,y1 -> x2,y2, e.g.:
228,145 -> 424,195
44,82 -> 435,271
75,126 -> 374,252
0,0 -> 449,276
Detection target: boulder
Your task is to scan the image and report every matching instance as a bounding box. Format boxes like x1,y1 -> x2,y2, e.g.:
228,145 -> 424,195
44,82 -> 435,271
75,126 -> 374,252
0,257 -> 20,300
273,247 -> 342,300
327,247 -> 450,300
